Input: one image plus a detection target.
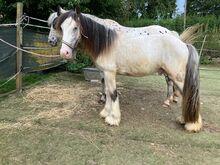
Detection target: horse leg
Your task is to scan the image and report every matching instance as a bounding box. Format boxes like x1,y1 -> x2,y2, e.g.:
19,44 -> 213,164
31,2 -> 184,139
165,76 -> 180,105
173,85 -> 179,103
99,77 -> 110,118
99,77 -> 106,104
168,79 -> 187,124
100,71 -> 121,126
163,74 -> 174,107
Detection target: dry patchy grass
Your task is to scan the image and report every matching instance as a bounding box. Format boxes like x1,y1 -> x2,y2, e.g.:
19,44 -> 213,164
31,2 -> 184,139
0,68 -> 219,165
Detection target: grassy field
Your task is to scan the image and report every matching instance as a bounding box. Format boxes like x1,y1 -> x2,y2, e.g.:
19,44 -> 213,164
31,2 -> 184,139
0,66 -> 219,165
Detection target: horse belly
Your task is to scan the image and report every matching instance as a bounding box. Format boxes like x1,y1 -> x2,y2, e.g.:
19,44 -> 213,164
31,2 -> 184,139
116,55 -> 158,76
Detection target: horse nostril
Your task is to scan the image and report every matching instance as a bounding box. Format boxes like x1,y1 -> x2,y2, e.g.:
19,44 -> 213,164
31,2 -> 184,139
48,39 -> 57,46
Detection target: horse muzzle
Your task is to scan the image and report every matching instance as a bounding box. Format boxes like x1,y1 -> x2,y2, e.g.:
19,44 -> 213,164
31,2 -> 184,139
60,39 -> 79,60
48,36 -> 58,46
60,48 -> 77,60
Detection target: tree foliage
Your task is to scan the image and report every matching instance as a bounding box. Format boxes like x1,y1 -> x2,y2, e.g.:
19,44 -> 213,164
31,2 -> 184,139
127,0 -> 176,19
0,0 -> 126,23
0,0 -> 178,23
0,0 -> 219,24
187,0 -> 220,17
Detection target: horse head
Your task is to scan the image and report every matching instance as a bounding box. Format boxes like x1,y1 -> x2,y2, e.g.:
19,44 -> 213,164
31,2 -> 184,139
56,8 -> 81,59
47,6 -> 67,46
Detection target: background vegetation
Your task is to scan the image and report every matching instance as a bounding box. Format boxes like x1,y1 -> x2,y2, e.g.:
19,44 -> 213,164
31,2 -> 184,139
1,0 -> 219,22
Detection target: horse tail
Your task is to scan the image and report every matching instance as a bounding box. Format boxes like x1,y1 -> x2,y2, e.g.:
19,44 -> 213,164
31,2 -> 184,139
179,24 -> 201,44
182,44 -> 201,131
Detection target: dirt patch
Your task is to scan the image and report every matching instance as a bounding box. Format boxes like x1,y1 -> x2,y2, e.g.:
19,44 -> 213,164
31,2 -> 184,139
25,84 -> 83,105
24,84 -> 80,120
0,80 -> 101,129
23,81 -> 100,118
203,122 -> 220,133
5,74 -> 178,128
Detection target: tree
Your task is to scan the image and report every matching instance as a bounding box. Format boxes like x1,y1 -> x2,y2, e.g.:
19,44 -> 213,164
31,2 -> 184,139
81,0 -> 127,21
0,0 -> 87,23
126,0 -> 176,19
0,0 -> 126,23
0,0 -> 177,23
187,0 -> 220,16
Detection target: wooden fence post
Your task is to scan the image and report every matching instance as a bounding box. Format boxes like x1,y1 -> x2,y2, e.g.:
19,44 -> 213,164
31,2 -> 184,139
16,2 -> 23,93
184,0 -> 187,30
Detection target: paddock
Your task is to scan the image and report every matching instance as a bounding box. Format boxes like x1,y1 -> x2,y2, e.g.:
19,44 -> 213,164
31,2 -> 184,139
0,66 -> 219,164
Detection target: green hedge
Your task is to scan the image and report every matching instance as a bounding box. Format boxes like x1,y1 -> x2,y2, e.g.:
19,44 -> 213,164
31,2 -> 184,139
124,15 -> 220,33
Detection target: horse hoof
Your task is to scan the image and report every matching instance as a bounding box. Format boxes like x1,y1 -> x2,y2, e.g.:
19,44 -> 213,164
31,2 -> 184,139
162,100 -> 170,108
176,116 -> 185,124
98,94 -> 106,104
184,115 -> 202,132
105,115 -> 120,126
173,96 -> 178,103
100,109 -> 109,118
98,99 -> 106,104
162,104 -> 170,108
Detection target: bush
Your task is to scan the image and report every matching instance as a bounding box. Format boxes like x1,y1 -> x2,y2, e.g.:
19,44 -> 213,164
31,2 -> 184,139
124,15 -> 220,32
200,56 -> 213,65
65,50 -> 92,73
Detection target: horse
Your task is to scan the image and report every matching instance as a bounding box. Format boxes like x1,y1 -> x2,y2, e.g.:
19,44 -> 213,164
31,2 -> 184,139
56,8 -> 202,132
48,7 -> 184,107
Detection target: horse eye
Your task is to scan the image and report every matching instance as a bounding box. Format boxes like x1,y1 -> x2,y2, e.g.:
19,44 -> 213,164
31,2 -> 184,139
74,27 -> 78,30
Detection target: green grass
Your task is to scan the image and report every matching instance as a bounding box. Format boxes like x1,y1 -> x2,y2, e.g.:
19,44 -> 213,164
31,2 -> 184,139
0,67 -> 219,165
0,73 -> 51,94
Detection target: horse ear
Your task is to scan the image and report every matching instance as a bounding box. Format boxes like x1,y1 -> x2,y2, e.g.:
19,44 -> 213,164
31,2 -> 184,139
75,6 -> 81,15
50,9 -> 55,13
57,6 -> 62,16
57,6 -> 66,16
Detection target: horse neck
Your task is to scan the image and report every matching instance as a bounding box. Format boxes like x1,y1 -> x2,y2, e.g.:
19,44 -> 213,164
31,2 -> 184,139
82,13 -> 103,23
79,14 -> 117,61
82,13 -> 120,29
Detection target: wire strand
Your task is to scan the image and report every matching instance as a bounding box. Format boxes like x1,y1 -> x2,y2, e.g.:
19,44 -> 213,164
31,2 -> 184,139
27,16 -> 48,23
0,70 -> 21,88
0,38 -> 61,58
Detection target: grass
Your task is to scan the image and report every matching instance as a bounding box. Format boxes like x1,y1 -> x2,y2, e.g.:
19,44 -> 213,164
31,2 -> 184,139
0,66 -> 219,165
0,72 -> 51,94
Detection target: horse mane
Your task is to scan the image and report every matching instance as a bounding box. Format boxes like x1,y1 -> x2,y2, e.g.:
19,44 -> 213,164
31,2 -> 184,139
48,12 -> 57,26
56,11 -> 118,60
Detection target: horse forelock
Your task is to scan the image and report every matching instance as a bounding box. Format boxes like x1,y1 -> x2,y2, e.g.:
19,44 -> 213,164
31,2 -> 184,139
56,11 -> 77,32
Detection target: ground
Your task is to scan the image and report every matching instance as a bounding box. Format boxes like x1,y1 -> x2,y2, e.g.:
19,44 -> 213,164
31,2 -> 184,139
0,66 -> 220,165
